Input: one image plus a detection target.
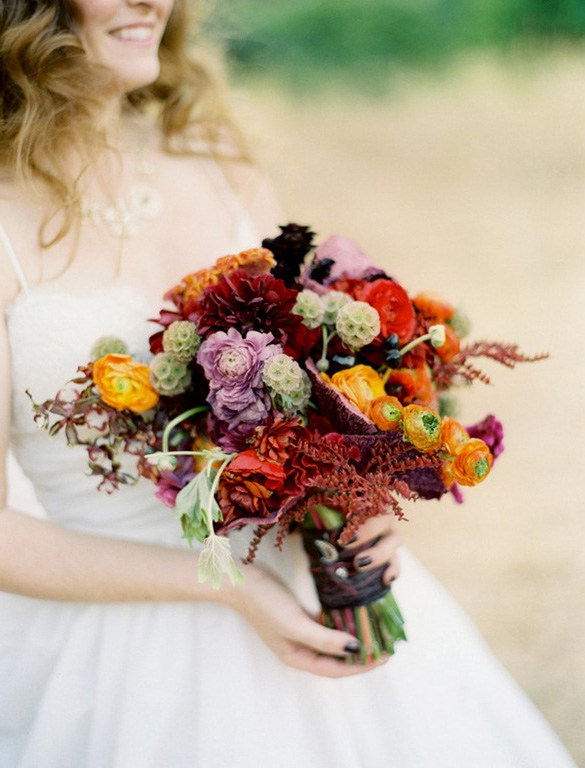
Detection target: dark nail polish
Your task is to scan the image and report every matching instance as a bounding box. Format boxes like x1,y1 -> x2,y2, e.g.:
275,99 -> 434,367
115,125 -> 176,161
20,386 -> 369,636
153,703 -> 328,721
356,556 -> 372,569
344,640 -> 360,654
346,534 -> 357,545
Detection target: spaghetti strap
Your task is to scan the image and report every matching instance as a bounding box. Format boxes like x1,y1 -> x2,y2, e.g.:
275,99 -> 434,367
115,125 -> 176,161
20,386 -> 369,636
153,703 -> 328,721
203,157 -> 260,250
0,223 -> 30,294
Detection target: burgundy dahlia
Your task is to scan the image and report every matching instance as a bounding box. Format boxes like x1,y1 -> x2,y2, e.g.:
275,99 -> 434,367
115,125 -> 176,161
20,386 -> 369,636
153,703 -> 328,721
194,269 -> 303,347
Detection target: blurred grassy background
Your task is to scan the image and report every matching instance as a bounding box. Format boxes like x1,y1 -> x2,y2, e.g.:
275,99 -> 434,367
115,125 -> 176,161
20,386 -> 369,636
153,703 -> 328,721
209,1 -> 585,764
217,0 -> 585,89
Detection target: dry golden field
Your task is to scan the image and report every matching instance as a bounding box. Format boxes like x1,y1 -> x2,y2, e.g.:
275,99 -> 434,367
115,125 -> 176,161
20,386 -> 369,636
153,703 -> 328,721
247,50 -> 585,764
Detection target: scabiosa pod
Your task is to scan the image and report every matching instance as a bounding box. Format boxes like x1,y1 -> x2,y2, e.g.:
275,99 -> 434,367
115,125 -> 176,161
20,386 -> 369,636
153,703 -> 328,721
321,290 -> 354,326
449,308 -> 471,339
275,370 -> 312,415
149,353 -> 192,396
262,354 -> 312,414
262,353 -> 304,394
90,335 -> 128,361
162,321 -> 201,362
335,301 -> 381,351
292,289 -> 324,329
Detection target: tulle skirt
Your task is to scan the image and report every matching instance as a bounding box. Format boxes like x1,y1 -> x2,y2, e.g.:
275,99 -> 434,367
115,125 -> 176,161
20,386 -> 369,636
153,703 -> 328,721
0,538 -> 577,768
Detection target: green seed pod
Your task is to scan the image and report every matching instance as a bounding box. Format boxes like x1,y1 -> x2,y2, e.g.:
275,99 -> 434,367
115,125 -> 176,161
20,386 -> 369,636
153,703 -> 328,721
149,353 -> 192,396
162,321 -> 201,362
292,289 -> 324,330
335,301 -> 380,350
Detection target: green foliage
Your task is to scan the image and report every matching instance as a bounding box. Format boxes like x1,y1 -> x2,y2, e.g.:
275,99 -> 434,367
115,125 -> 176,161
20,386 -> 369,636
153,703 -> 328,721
219,0 -> 585,87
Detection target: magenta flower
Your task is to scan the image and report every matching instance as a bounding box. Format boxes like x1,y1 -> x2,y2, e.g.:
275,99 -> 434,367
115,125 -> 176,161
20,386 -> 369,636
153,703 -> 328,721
197,328 -> 282,427
467,414 -> 505,461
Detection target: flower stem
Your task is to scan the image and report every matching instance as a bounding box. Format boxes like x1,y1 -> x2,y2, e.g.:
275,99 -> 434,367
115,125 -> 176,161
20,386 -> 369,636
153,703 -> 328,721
318,326 -> 337,370
399,332 -> 431,357
161,406 -> 210,454
314,504 -> 345,529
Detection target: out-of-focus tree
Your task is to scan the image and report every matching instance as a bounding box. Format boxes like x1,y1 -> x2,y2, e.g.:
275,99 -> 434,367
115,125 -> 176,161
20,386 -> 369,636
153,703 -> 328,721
216,0 -> 585,87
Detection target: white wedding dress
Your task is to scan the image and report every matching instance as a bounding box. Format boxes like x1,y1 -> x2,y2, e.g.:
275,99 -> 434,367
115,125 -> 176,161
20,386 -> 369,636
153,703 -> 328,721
1,218 -> 578,768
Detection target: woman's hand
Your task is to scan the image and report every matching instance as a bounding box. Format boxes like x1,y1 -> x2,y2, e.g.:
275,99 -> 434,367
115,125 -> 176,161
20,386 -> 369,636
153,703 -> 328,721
343,514 -> 402,587
230,564 -> 387,679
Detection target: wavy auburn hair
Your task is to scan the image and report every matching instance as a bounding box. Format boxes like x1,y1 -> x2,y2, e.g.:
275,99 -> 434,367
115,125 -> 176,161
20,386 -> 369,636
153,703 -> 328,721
0,0 -> 241,244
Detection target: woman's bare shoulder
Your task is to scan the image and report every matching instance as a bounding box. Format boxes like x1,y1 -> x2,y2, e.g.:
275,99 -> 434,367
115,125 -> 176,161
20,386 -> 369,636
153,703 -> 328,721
0,183 -> 43,311
174,125 -> 284,237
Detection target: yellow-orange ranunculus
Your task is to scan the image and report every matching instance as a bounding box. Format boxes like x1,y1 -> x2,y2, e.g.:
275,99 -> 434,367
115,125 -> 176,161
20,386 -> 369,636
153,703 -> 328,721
452,438 -> 492,486
330,365 -> 386,414
441,417 -> 469,455
402,404 -> 442,452
368,396 -> 403,431
93,354 -> 159,413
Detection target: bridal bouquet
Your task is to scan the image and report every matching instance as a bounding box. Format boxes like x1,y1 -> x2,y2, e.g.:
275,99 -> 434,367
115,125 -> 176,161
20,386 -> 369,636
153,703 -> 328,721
31,224 -> 543,663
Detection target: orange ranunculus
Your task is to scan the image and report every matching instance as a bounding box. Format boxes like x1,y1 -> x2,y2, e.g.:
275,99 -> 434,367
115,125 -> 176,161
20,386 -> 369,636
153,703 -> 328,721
441,417 -> 469,455
412,292 -> 454,322
168,248 -> 276,302
440,459 -> 456,489
368,396 -> 403,431
402,404 -> 442,452
330,365 -> 386,414
435,324 -> 460,363
384,366 -> 434,406
93,354 -> 159,413
452,438 -> 492,486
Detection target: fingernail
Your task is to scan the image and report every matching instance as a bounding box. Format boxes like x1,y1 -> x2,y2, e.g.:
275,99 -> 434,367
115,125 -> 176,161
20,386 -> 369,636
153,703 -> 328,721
344,640 -> 361,654
346,534 -> 357,545
356,556 -> 372,569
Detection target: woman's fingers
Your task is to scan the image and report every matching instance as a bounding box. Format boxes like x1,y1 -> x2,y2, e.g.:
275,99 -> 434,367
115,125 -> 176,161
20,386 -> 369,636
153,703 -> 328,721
291,611 -> 362,660
342,513 -> 398,549
283,644 -> 388,678
352,531 -> 402,574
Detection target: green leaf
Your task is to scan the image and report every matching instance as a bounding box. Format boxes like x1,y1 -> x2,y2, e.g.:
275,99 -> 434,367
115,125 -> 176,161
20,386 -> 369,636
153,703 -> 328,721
175,472 -> 222,544
198,535 -> 245,590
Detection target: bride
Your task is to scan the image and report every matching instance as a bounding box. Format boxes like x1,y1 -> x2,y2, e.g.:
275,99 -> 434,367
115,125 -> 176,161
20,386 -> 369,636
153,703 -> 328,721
0,2 -> 577,767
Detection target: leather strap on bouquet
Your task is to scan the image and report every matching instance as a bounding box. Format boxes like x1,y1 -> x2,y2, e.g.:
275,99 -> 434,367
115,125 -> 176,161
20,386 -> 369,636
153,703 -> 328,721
301,527 -> 389,609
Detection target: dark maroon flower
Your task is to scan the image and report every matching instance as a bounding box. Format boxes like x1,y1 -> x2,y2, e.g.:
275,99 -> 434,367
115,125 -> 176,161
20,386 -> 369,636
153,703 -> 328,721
262,223 -> 316,286
194,269 -> 304,349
